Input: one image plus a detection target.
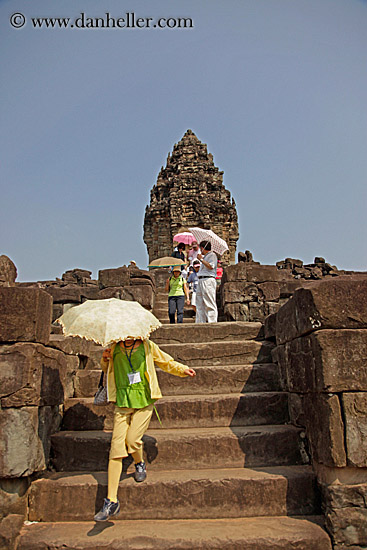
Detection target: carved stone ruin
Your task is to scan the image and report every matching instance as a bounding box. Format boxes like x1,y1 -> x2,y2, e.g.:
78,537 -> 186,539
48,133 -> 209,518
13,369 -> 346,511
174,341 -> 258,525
143,130 -> 239,265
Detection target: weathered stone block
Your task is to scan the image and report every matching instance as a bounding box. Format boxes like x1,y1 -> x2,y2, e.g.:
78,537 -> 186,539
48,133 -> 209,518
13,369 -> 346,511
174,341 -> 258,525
0,256 -> 17,287
223,302 -> 249,321
303,393 -> 346,467
44,285 -> 81,304
276,278 -> 367,345
64,355 -> 79,399
130,277 -> 154,288
51,303 -> 63,323
275,330 -> 367,393
264,313 -> 277,340
265,302 -> 282,317
0,407 -> 46,477
258,282 -> 280,301
326,508 -> 367,547
221,263 -> 249,283
0,513 -> 24,550
121,285 -> 154,310
245,265 -> 293,283
271,345 -> 288,390
0,477 -> 29,520
130,269 -> 155,285
248,302 -> 266,322
222,264 -> 293,284
288,393 -> 307,428
37,405 -> 62,464
0,288 -> 52,345
48,334 -> 92,357
278,280 -> 305,298
342,393 -> 367,467
221,282 -> 258,303
323,482 -> 367,509
79,287 -> 99,300
98,267 -> 130,289
98,287 -> 124,299
0,343 -> 67,408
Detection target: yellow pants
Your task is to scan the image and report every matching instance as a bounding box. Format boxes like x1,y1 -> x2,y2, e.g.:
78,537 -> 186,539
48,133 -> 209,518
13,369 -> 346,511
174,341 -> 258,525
109,404 -> 154,460
107,404 -> 153,502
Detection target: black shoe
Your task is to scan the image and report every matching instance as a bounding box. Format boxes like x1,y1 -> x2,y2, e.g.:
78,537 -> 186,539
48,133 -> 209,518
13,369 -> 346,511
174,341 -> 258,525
134,461 -> 147,482
94,498 -> 120,521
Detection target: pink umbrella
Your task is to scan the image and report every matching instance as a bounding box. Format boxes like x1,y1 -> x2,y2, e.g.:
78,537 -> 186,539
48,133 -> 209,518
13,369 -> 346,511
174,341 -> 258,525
173,232 -> 196,245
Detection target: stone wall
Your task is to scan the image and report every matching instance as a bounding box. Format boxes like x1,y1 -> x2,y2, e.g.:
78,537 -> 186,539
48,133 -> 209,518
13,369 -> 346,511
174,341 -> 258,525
219,254 -> 365,324
219,262 -> 303,323
0,287 -> 98,548
271,278 -> 367,550
17,266 -> 156,326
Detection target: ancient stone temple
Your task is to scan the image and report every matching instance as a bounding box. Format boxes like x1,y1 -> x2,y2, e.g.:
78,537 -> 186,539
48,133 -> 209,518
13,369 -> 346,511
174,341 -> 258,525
143,130 -> 239,265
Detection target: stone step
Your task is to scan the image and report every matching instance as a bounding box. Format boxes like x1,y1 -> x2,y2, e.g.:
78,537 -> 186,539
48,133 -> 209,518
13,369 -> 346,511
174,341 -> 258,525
153,307 -> 195,319
158,340 -> 274,366
160,318 -> 195,324
75,363 -> 281,398
51,425 -> 306,472
27,466 -> 318,522
17,516 -> 332,550
85,339 -> 274,368
151,321 -> 263,344
62,392 -> 289,431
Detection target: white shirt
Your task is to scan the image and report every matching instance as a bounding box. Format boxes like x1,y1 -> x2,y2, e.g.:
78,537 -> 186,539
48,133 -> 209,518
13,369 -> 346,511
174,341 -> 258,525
198,251 -> 217,277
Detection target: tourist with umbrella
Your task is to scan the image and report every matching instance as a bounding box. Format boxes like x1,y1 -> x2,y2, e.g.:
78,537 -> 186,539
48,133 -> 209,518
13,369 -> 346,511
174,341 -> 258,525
57,299 -> 196,522
188,227 -> 229,324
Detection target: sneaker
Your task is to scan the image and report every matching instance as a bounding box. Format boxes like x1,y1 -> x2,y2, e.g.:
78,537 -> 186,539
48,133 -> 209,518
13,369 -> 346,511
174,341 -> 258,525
94,498 -> 120,521
134,461 -> 147,482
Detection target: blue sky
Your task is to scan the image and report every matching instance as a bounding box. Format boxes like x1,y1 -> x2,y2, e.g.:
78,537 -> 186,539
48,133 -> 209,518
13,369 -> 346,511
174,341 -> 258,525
1,0 -> 366,281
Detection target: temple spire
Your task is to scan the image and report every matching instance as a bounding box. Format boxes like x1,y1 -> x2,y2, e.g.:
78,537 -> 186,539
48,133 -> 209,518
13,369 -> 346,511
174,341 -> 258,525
144,131 -> 239,264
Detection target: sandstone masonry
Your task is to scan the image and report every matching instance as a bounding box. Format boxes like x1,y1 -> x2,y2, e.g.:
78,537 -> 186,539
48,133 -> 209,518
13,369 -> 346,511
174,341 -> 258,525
143,130 -> 239,265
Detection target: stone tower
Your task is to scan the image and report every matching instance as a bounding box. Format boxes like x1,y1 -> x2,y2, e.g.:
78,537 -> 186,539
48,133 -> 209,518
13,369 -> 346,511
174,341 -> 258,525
143,130 -> 239,265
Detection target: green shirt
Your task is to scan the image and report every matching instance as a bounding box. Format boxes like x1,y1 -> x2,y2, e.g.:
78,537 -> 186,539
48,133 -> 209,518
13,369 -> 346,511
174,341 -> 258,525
113,343 -> 155,409
168,275 -> 185,297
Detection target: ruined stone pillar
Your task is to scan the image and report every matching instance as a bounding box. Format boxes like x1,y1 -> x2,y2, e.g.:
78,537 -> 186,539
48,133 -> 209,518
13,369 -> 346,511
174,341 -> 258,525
144,130 -> 239,265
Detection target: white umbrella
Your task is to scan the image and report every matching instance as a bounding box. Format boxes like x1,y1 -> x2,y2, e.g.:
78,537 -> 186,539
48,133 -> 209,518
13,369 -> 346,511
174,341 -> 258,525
56,299 -> 161,347
189,227 -> 229,256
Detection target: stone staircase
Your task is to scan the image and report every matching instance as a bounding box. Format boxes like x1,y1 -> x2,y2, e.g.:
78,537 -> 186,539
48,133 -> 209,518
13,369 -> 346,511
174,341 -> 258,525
17,320 -> 332,549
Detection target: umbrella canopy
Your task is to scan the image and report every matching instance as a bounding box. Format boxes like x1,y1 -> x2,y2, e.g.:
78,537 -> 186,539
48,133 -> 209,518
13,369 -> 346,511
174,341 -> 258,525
189,227 -> 229,256
56,298 -> 161,347
148,256 -> 187,268
173,232 -> 196,245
